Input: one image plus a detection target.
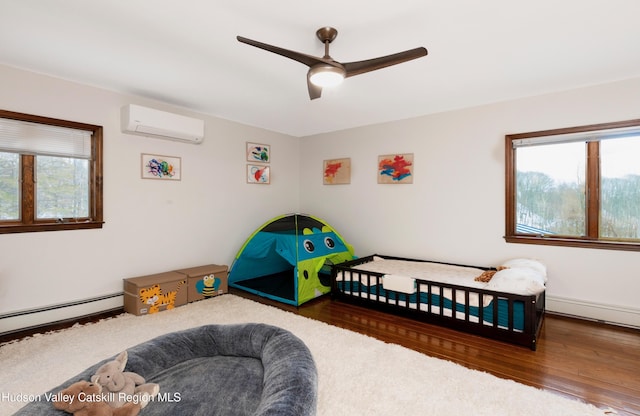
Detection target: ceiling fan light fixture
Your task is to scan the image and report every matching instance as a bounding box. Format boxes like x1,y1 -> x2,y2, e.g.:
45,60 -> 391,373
308,64 -> 345,88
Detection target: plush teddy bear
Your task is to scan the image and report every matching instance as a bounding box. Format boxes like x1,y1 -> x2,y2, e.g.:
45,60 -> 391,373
90,351 -> 159,408
52,380 -> 140,416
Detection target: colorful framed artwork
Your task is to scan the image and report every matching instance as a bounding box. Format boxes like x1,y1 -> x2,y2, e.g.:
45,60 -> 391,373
323,158 -> 351,185
378,153 -> 413,184
246,142 -> 270,163
247,164 -> 270,184
141,154 -> 181,180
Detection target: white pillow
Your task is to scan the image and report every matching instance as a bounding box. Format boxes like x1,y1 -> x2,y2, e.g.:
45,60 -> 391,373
501,258 -> 547,282
485,268 -> 546,295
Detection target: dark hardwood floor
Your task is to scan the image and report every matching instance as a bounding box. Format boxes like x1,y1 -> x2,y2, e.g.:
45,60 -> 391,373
232,289 -> 640,416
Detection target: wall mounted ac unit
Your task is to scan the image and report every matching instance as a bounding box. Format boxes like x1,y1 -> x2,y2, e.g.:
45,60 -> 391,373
121,104 -> 205,144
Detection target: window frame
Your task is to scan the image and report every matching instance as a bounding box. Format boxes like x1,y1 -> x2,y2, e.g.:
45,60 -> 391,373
0,109 -> 103,234
505,118 -> 640,252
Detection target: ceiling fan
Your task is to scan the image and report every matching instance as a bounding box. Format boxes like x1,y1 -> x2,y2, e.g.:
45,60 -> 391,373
237,27 -> 428,100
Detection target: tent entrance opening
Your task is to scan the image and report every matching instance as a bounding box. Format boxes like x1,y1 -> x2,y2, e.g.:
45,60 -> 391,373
232,269 -> 295,302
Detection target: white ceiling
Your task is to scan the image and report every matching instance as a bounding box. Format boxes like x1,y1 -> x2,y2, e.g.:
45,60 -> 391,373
2,1 -> 640,137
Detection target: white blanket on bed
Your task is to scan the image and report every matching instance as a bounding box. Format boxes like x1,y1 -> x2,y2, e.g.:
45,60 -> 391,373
338,257 -> 487,289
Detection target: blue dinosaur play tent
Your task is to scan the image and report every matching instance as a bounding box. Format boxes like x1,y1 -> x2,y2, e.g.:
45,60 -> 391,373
228,213 -> 355,306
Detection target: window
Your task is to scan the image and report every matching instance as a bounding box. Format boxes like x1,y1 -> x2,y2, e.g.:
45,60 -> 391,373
505,119 -> 640,251
0,110 -> 103,234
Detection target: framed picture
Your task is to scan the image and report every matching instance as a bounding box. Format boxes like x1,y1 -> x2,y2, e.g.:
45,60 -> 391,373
141,154 -> 181,180
247,164 -> 270,184
378,153 -> 413,184
246,142 -> 270,163
323,158 -> 351,185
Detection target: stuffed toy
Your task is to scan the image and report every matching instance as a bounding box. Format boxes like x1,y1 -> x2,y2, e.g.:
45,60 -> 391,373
52,380 -> 140,416
474,266 -> 509,282
90,351 -> 159,408
474,269 -> 497,282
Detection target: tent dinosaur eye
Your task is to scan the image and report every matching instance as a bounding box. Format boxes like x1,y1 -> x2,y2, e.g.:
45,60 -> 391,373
303,239 -> 315,253
324,237 -> 335,249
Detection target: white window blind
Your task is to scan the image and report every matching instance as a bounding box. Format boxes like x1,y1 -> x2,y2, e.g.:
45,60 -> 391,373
0,117 -> 92,158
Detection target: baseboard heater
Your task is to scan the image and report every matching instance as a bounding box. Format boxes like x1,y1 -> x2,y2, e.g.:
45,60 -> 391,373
0,292 -> 124,338
546,295 -> 640,329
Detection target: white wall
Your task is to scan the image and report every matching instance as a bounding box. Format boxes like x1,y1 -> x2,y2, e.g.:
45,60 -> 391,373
300,77 -> 640,328
2,63 -> 639,331
0,64 -> 300,330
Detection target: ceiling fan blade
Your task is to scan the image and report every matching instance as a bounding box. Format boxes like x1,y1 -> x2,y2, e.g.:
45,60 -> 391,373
306,72 -> 322,100
343,47 -> 428,78
237,36 -> 331,68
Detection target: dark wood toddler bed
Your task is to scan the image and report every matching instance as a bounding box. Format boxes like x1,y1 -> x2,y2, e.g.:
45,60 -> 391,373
331,254 -> 545,350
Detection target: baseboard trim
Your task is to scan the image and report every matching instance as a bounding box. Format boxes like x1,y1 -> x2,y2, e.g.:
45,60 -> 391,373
546,295 -> 640,329
0,293 -> 124,338
2,292 -> 637,341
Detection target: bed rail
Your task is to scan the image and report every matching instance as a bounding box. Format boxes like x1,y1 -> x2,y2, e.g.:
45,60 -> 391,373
331,254 -> 544,350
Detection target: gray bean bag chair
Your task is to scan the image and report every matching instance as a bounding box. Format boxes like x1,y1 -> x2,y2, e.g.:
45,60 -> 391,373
13,323 -> 317,416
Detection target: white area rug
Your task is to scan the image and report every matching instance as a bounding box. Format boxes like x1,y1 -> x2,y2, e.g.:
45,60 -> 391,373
0,295 -> 610,415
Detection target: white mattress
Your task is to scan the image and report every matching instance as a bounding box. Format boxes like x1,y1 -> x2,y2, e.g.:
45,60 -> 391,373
336,256 -> 545,307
